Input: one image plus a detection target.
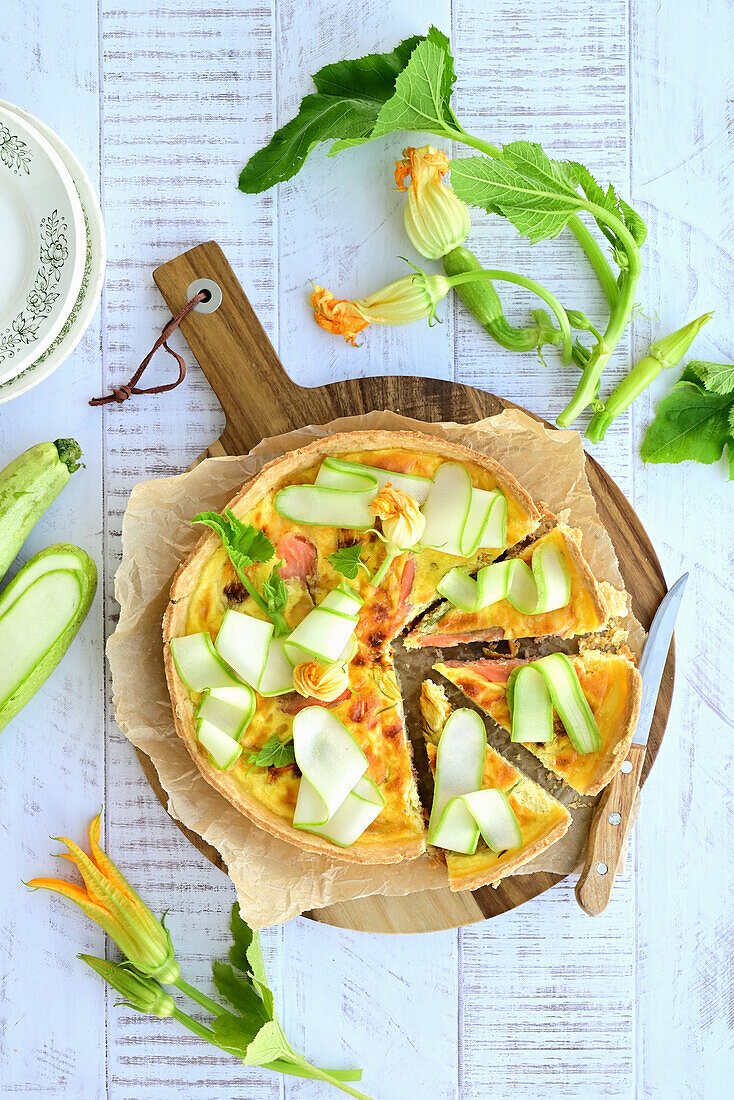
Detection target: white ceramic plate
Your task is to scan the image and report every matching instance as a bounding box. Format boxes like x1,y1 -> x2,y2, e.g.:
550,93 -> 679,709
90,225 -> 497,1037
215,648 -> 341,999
0,105 -> 86,386
0,102 -> 106,403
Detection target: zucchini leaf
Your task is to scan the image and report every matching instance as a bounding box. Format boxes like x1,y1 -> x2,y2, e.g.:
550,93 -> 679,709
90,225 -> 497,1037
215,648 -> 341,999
641,379 -> 734,472
212,959 -> 270,1026
688,360 -> 734,395
370,28 -> 457,139
238,34 -> 423,191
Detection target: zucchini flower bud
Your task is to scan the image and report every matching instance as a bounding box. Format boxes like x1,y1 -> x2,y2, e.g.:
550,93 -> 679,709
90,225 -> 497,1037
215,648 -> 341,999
587,311 -> 714,442
293,660 -> 350,702
310,271 -> 451,346
28,811 -> 180,985
369,483 -> 426,586
395,146 -> 471,260
79,955 -> 176,1017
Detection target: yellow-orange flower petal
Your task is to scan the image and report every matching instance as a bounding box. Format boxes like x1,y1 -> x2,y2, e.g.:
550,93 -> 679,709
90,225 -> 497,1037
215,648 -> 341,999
394,145 -> 471,260
394,145 -> 451,194
309,284 -> 370,346
370,483 -> 426,548
293,660 -> 351,702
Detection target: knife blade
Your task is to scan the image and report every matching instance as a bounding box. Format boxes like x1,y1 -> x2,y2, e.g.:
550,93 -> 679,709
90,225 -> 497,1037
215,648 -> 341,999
575,573 -> 688,915
634,571 -> 689,744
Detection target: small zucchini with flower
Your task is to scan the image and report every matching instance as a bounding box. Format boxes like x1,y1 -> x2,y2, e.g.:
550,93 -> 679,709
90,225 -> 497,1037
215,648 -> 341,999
0,542 -> 97,733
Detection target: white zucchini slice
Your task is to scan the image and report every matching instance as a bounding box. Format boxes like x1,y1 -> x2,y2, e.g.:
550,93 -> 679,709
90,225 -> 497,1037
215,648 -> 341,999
299,775 -> 385,846
421,463 -> 473,557
215,610 -> 273,689
508,665 -> 554,743
292,707 -> 368,828
319,457 -> 431,504
258,635 -> 295,696
196,684 -> 256,740
461,788 -> 522,852
170,633 -> 242,692
508,652 -> 601,753
273,484 -> 375,529
428,708 -> 486,851
319,584 -> 363,618
196,718 -> 242,770
284,607 -> 357,666
437,543 -> 571,616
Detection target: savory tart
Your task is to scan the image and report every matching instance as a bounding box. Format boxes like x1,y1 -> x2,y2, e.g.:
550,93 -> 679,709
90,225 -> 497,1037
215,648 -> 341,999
406,525 -> 627,648
419,681 -> 571,890
163,429 -> 539,864
435,650 -> 641,796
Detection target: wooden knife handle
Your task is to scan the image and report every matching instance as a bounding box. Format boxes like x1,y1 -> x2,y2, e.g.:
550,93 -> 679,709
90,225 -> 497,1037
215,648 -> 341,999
575,741 -> 647,916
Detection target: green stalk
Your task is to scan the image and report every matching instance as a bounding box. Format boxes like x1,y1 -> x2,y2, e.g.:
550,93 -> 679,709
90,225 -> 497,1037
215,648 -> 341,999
442,127 -> 619,305
172,1006 -> 220,1044
371,547 -> 400,587
173,976 -> 227,1016
445,269 -> 573,365
285,1053 -> 375,1100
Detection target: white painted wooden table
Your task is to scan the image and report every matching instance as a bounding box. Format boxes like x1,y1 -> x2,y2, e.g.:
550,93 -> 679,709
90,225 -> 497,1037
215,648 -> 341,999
1,2 -> 732,1097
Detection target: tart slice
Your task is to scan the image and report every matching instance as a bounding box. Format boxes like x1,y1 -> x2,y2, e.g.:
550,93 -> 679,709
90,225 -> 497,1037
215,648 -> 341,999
405,525 -> 627,648
419,681 -> 571,891
434,650 -> 641,796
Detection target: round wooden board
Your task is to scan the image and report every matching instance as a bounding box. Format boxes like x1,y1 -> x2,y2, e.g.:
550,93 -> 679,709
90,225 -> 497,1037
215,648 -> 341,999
134,406 -> 672,935
132,241 -> 674,933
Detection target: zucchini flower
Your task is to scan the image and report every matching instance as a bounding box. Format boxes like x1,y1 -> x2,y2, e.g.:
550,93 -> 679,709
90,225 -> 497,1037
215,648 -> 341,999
310,272 -> 451,346
294,659 -> 351,702
27,811 -> 180,984
395,146 -> 471,260
79,955 -> 176,1017
369,483 -> 426,586
587,311 -> 713,442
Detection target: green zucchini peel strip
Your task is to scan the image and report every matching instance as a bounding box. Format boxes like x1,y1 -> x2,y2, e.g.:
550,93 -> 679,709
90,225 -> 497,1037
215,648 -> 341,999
420,463 -> 507,557
428,708 -> 522,855
508,652 -> 601,754
292,707 -> 384,844
437,540 -> 571,614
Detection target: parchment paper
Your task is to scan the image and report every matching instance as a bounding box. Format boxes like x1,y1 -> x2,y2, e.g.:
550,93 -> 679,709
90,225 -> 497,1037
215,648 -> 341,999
107,409 -> 644,927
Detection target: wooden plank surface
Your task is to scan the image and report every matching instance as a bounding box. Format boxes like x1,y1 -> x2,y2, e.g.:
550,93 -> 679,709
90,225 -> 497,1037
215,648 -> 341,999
0,1 -> 731,1098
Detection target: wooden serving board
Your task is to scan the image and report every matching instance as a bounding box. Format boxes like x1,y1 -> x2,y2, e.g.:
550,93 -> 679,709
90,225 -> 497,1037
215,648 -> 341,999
138,240 -> 673,934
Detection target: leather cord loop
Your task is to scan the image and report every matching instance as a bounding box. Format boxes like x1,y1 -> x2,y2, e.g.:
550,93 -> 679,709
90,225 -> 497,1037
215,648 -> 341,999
89,290 -> 207,406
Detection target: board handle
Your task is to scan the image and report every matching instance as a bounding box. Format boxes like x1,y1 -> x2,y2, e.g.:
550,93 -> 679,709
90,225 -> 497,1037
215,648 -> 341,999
575,741 -> 646,915
153,241 -> 335,455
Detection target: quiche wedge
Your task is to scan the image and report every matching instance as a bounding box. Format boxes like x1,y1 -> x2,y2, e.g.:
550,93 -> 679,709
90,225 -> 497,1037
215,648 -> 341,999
435,650 -> 641,796
163,429 -> 539,865
405,525 -> 627,649
419,682 -> 571,891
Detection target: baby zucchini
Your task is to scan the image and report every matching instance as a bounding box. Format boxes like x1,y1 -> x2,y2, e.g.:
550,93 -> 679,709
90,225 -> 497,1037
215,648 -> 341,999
0,439 -> 83,583
0,543 -> 97,733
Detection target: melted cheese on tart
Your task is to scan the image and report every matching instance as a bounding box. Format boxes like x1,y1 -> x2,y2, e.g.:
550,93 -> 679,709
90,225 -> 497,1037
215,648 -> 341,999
179,446 -> 540,853
434,651 -> 641,796
407,526 -> 620,647
424,736 -> 571,891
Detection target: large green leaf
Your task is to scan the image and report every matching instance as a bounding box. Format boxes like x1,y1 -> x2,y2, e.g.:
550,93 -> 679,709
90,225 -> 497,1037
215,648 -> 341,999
689,360 -> 734,396
452,147 -> 586,244
371,32 -> 456,138
212,960 -> 270,1026
238,35 -> 423,191
641,380 -> 734,468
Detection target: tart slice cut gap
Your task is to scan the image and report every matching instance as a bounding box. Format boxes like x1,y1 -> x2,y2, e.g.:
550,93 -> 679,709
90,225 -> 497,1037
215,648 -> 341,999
434,649 -> 641,796
419,681 -> 571,892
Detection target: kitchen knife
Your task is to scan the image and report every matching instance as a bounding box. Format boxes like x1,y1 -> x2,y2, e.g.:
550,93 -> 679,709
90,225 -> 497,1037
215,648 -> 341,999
575,573 -> 688,915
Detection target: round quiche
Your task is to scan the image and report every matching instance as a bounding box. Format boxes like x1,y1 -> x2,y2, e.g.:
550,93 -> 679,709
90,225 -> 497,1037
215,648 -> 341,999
163,429 -> 540,865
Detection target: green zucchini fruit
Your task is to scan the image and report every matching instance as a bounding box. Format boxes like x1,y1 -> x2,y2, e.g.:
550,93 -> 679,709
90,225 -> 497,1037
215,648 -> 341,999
0,438 -> 83,583
0,543 -> 97,733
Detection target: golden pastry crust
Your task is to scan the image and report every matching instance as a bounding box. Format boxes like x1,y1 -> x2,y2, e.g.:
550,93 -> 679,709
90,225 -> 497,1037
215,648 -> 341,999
420,683 -> 571,891
435,650 -> 642,796
164,430 -> 540,864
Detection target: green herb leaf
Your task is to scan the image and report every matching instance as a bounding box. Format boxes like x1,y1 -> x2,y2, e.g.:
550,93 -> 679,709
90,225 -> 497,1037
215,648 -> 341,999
689,360 -> 734,396
238,35 -> 423,191
262,563 -> 288,618
249,734 -> 296,770
211,1011 -> 267,1058
452,143 -> 585,244
641,380 -> 734,467
212,960 -> 270,1027
371,29 -> 456,139
228,903 -> 275,1018
328,543 -> 369,580
193,510 -> 274,582
243,1020 -> 293,1067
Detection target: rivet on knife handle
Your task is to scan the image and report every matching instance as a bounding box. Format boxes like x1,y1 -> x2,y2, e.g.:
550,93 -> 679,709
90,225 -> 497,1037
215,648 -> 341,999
575,741 -> 646,915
